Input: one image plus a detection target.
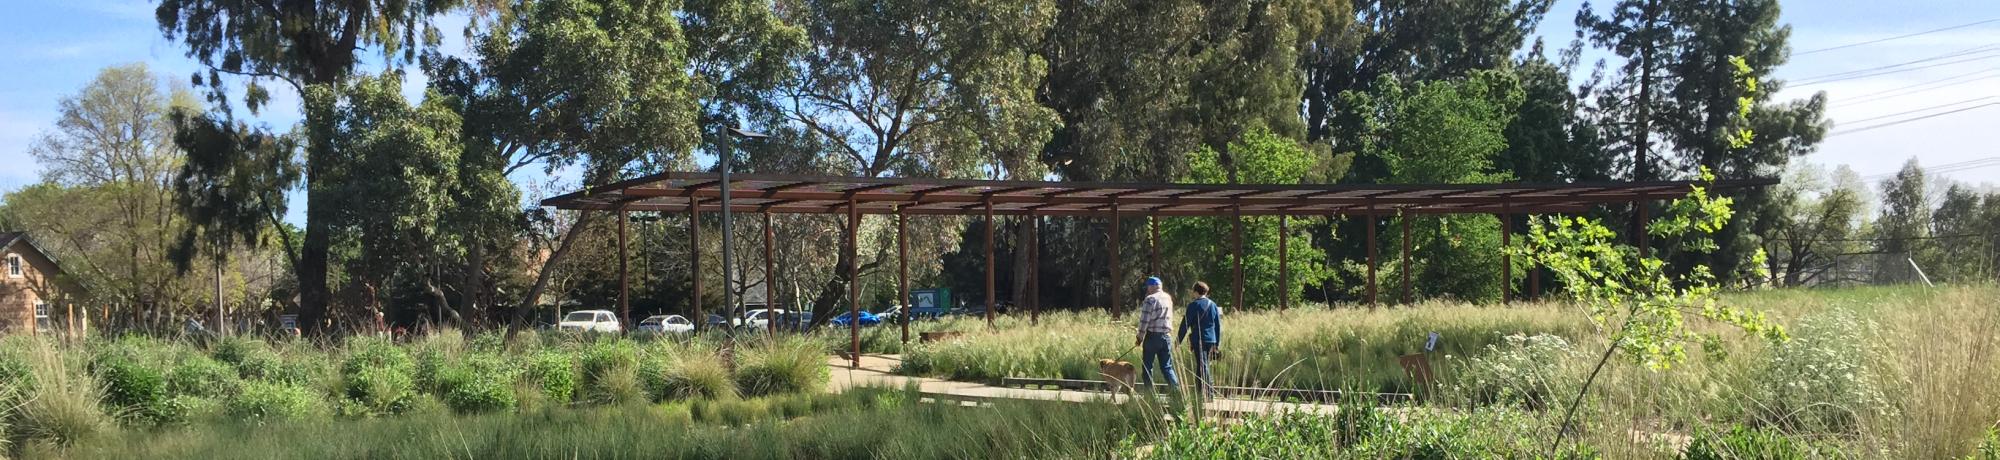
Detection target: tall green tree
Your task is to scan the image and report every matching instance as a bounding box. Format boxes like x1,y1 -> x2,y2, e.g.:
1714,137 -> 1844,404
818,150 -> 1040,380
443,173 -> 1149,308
157,0 -> 466,334
1339,70 -> 1524,302
1304,0 -> 1552,144
427,0 -> 720,328
1929,184 -> 1992,282
1765,164 -> 1864,287
1159,129 -> 1339,310
775,0 -> 1059,323
1872,159 -> 1932,283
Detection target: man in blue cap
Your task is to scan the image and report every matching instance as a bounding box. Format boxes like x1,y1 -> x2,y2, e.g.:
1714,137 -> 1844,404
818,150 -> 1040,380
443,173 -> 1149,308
1135,276 -> 1179,388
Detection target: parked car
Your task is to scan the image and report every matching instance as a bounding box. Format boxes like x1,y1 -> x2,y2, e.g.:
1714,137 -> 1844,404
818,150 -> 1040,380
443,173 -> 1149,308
774,311 -> 815,332
829,310 -> 883,327
636,315 -> 694,335
558,310 -> 622,333
735,309 -> 789,329
703,314 -> 731,329
874,305 -> 905,323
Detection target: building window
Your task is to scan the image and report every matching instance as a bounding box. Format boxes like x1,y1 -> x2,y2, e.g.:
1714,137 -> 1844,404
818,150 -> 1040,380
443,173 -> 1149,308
34,301 -> 48,319
6,254 -> 20,278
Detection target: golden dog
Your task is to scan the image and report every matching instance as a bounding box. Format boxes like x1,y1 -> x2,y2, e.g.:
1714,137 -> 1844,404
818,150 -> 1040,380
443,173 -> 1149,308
1097,358 -> 1138,402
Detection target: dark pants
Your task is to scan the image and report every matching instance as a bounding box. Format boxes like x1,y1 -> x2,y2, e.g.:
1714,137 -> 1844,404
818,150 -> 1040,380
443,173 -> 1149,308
1189,342 -> 1216,397
1141,332 -> 1179,387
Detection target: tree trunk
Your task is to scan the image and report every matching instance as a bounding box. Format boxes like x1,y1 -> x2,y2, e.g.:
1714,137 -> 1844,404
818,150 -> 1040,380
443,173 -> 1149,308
805,221 -> 859,328
297,153 -> 334,336
460,229 -> 483,325
508,211 -> 598,337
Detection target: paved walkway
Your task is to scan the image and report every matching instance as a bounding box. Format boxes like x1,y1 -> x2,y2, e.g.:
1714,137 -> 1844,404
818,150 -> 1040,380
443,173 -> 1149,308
825,354 -> 1341,417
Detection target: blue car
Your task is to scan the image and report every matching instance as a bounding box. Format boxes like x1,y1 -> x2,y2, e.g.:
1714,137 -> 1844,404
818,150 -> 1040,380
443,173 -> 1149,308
828,310 -> 882,327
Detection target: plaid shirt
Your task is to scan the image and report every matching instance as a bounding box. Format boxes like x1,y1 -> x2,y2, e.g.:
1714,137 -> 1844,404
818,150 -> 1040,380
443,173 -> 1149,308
1138,291 -> 1174,334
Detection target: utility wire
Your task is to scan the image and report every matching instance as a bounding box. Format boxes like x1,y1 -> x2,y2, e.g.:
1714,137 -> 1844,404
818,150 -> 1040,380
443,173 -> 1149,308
1862,160 -> 2000,181
1834,68 -> 2000,106
1840,96 -> 1997,124
1859,156 -> 2000,180
1796,18 -> 2000,56
1793,44 -> 2000,86
1828,103 -> 1999,136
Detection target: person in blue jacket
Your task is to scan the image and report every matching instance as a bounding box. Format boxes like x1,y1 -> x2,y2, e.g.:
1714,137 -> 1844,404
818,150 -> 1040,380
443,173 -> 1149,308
1177,281 -> 1222,398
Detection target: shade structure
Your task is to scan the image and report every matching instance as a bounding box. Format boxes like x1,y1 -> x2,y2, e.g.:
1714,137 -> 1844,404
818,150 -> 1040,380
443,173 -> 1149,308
543,172 -> 1776,217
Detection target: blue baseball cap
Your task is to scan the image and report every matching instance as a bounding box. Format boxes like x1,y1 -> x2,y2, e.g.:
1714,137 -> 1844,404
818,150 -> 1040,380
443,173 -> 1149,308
1144,277 -> 1162,287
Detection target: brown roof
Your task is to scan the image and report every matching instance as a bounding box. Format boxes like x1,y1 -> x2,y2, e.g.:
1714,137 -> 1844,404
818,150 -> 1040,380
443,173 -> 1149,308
0,232 -> 21,249
541,172 -> 1776,217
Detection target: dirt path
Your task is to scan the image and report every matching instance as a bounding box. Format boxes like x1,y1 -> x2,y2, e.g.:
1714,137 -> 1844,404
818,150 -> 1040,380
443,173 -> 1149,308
826,354 -> 1342,417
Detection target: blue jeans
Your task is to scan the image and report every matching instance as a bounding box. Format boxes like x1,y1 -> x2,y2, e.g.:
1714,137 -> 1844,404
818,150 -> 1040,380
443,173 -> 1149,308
1141,332 -> 1179,387
1189,342 -> 1216,397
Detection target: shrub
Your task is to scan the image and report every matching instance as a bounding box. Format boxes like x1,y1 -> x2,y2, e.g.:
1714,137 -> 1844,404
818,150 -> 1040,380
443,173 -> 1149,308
166,356 -> 243,399
90,354 -> 174,424
1682,424 -> 1845,460
12,347 -> 113,447
653,351 -> 737,401
1969,428 -> 2000,460
518,350 -> 578,405
1753,310 -> 1891,433
211,337 -> 280,381
1450,333 -> 1577,409
228,382 -> 326,421
340,338 -> 417,416
579,341 -> 643,405
436,354 -> 517,414
734,339 -> 827,397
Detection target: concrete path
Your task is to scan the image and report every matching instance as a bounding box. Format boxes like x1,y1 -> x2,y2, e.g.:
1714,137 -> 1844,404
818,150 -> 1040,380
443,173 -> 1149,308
825,354 -> 1341,417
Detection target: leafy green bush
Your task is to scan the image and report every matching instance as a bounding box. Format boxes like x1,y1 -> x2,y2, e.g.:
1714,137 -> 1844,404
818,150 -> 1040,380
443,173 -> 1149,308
1682,424 -> 1845,460
579,341 -> 643,405
166,356 -> 243,399
436,354 -> 517,414
227,382 -> 326,421
518,350 -> 578,405
339,337 -> 417,416
211,337 -> 281,381
735,338 -> 828,397
1753,310 -> 1891,433
1450,333 -> 1577,409
90,354 -> 175,424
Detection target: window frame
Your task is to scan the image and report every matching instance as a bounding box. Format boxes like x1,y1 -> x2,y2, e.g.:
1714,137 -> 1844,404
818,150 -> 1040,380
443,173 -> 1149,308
6,254 -> 21,278
33,301 -> 49,319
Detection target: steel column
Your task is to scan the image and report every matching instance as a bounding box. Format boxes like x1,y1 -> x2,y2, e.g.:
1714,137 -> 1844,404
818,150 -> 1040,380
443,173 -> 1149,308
1148,215 -> 1160,276
1401,213 -> 1411,305
1029,214 -> 1040,325
847,199 -> 860,367
1279,215 -> 1289,311
1110,200 -> 1121,317
1501,208 -> 1512,305
690,197 -> 703,332
619,209 -> 630,327
764,212 -> 777,337
897,208 -> 910,344
1232,205 -> 1244,312
984,199 -> 996,329
1366,202 -> 1378,309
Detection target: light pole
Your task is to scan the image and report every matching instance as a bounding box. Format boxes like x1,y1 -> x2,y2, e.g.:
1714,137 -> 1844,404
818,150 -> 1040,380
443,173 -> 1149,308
720,127 -> 770,329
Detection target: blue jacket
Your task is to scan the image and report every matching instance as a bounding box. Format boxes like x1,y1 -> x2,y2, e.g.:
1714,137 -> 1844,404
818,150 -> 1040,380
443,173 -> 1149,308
1177,296 -> 1221,346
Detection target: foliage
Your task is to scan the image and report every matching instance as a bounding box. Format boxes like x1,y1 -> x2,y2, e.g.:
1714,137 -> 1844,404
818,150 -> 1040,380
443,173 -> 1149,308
89,354 -> 175,425
436,354 -> 519,414
651,348 -> 738,401
1159,128 -> 1339,310
1137,407 -> 1594,459
733,338 -> 828,397
1752,310 -> 1891,433
339,337 -> 418,416
579,341 -> 645,405
165,356 -> 243,400
10,345 -> 114,448
1682,424 -> 1845,460
519,350 -> 579,405
226,382 -> 326,422
1451,333 -> 1577,409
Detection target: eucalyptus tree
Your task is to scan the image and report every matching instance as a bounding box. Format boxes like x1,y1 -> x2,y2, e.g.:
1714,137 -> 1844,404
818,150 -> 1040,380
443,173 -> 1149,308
157,0 -> 466,334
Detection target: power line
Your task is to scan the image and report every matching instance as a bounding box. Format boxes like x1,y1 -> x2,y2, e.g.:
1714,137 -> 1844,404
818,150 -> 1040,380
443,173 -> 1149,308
1793,44 -> 2000,86
1840,96 -> 1997,124
1833,68 -> 2000,106
1828,103 -> 2000,136
1861,157 -> 2000,181
1796,18 -> 2000,56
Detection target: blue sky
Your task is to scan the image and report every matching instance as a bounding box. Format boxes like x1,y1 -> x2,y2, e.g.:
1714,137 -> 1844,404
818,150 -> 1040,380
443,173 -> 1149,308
2,0 -> 1997,224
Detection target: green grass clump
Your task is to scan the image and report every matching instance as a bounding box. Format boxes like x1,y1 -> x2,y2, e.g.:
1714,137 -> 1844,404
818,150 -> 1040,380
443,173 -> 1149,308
734,338 -> 827,397
166,356 -> 243,400
338,337 -> 416,416
579,341 -> 643,405
1682,424 -> 1846,460
227,382 -> 325,422
518,349 -> 579,405
436,353 -> 518,414
650,346 -> 737,402
12,344 -> 113,447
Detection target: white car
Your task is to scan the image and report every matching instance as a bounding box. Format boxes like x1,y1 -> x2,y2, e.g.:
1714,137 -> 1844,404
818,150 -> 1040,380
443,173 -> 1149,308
735,309 -> 789,329
558,310 -> 622,333
637,315 -> 694,334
